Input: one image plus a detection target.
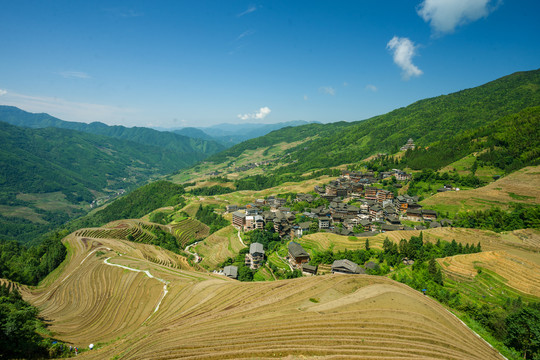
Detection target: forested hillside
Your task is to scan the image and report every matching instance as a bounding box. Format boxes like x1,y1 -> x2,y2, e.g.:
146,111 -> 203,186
283,69 -> 540,173
401,106 -> 540,172
0,122 -> 190,243
0,106 -> 224,156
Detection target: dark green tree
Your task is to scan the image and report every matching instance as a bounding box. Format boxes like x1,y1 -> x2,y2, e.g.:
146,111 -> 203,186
505,306 -> 540,359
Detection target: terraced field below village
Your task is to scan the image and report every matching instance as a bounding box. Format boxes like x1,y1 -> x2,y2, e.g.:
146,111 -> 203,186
14,229 -> 509,359
193,225 -> 246,269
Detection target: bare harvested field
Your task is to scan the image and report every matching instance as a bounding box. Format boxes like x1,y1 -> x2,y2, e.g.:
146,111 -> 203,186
439,250 -> 540,297
300,227 -> 540,253
421,165 -> 540,213
15,233 -> 505,359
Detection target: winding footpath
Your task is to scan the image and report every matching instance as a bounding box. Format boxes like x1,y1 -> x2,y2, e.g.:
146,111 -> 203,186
237,229 -> 246,246
103,257 -> 169,320
184,241 -> 201,263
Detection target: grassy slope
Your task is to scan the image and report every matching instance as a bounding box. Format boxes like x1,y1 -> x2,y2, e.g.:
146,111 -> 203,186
193,225 -> 246,270
18,233 -> 504,360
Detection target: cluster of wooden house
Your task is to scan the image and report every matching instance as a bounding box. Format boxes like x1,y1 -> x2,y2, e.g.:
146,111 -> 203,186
223,239 -> 373,279
228,171 -> 445,240
223,241 -> 266,279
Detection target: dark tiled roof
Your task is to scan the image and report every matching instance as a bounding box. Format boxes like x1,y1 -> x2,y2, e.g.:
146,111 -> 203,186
288,241 -> 309,258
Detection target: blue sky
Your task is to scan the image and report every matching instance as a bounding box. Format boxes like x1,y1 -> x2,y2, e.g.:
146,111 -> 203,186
0,0 -> 539,128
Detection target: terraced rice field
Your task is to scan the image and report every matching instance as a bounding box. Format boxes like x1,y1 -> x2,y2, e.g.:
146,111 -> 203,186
299,227 -> 540,254
75,219 -> 165,244
17,233 -> 505,359
439,250 -> 540,297
193,225 -> 245,269
421,165 -> 540,213
170,218 -> 210,247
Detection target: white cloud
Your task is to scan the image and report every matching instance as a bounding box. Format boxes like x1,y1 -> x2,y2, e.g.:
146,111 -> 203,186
417,0 -> 499,35
319,86 -> 336,96
236,29 -> 255,41
386,36 -> 423,80
303,95 -> 309,101
365,84 -> 378,92
59,71 -> 91,79
0,91 -> 137,124
0,89 -> 7,96
237,106 -> 271,121
237,5 -> 258,17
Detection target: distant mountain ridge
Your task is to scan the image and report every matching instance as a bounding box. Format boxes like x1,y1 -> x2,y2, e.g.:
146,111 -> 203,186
200,120 -> 318,145
0,120 -> 205,243
162,120 -> 319,146
0,106 -> 225,156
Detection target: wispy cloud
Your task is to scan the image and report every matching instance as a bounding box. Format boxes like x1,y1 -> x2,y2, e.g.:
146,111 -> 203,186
119,9 -> 142,18
319,86 -> 336,96
237,106 -> 271,120
237,5 -> 258,17
236,29 -> 255,41
0,89 -> 7,96
0,91 -> 137,124
104,8 -> 143,18
303,95 -> 309,101
386,36 -> 423,80
417,0 -> 500,35
59,71 -> 91,79
365,84 -> 378,92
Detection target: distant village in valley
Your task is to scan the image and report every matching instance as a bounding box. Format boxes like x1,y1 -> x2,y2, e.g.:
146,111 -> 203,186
220,145 -> 457,279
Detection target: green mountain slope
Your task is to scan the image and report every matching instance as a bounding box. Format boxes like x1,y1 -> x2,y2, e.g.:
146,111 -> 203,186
0,106 -> 224,156
401,106 -> 540,172
281,69 -> 540,172
207,121 -> 351,163
0,122 -> 193,242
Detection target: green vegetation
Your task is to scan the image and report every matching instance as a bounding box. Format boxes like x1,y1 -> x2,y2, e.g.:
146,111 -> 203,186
0,231 -> 67,285
401,106 -> 540,172
0,119 -> 193,243
0,284 -> 70,359
243,229 -> 281,252
233,169 -> 341,191
0,105 -> 224,157
69,181 -> 185,230
453,205 -> 540,232
194,205 -> 229,234
147,227 -> 182,254
207,122 -> 350,163
189,185 -> 234,196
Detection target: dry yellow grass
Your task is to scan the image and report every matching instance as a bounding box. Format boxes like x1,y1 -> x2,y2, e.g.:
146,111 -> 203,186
421,165 -> 540,212
300,227 -> 540,254
439,250 -> 540,297
12,233 -> 505,359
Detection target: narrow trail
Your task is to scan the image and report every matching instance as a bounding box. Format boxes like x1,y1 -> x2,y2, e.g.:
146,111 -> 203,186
278,253 -> 294,272
237,230 -> 246,246
103,257 -> 169,320
184,241 -> 201,263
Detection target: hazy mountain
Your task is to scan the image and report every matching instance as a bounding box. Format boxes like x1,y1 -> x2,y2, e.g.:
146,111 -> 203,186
0,106 -> 225,156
